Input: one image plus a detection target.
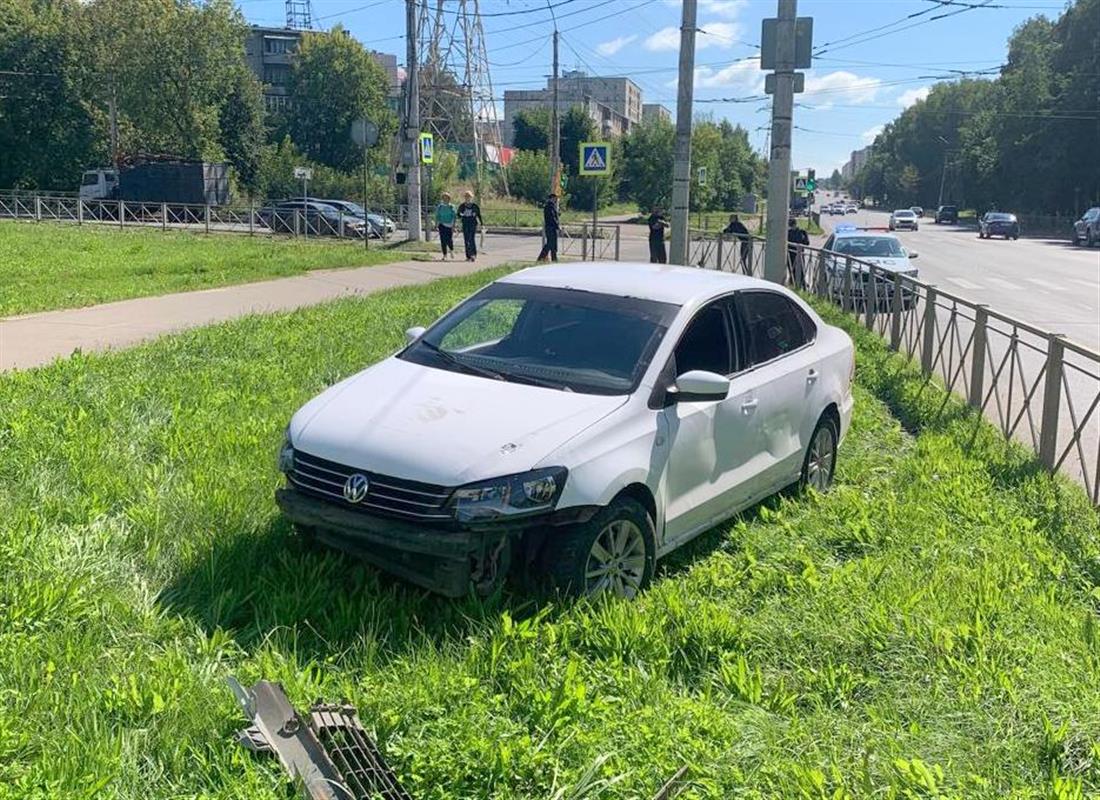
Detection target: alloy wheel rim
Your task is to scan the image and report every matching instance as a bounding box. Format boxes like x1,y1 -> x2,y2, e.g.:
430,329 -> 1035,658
807,426 -> 836,492
584,519 -> 646,598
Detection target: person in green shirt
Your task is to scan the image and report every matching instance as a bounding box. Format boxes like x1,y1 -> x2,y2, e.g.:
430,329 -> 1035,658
434,192 -> 456,260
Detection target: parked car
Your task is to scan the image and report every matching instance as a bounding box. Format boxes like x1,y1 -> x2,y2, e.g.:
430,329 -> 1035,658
276,263 -> 855,599
978,211 -> 1020,240
1073,207 -> 1100,247
934,205 -> 958,224
321,199 -> 397,238
845,204 -> 859,214
822,228 -> 919,310
910,206 -> 924,218
258,200 -> 367,237
889,209 -> 919,231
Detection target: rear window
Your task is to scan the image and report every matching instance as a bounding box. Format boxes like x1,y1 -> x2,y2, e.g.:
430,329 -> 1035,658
988,213 -> 1016,222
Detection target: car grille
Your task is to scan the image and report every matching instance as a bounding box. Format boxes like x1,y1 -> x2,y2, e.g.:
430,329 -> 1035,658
289,449 -> 454,521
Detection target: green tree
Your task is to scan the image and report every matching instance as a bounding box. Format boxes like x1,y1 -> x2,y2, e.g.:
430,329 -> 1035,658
620,117 -> 675,210
218,66 -> 265,193
286,25 -> 395,173
512,107 -> 550,152
504,150 -> 551,205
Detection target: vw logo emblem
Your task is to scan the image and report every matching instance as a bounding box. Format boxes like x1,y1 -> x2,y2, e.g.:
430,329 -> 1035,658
342,473 -> 369,504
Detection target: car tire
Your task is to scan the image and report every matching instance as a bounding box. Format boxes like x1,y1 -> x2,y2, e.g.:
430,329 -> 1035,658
801,414 -> 839,493
546,497 -> 656,599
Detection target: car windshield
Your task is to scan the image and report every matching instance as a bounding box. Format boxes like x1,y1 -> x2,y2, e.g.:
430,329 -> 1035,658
400,283 -> 679,395
893,210 -> 915,218
830,236 -> 906,258
988,213 -> 1016,221
335,201 -> 366,216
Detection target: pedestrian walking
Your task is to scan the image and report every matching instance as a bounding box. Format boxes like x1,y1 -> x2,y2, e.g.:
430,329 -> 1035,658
722,213 -> 752,272
647,206 -> 669,264
786,217 -> 810,287
434,193 -> 456,260
537,192 -> 560,262
457,191 -> 483,262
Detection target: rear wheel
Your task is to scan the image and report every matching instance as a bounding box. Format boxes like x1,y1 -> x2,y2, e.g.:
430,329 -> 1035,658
546,498 -> 656,599
801,415 -> 839,493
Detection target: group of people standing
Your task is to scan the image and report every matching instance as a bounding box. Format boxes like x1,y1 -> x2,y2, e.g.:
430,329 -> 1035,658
434,190 -> 484,262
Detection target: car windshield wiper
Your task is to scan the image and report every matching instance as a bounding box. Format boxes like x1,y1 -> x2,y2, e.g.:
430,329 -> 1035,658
492,369 -> 575,392
417,340 -> 507,382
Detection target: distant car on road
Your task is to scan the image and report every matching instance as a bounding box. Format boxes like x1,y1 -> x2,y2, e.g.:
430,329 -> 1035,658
910,206 -> 924,218
934,205 -> 958,224
845,204 -> 859,214
275,263 -> 855,598
821,227 -> 919,311
258,200 -> 368,238
889,209 -> 919,231
978,212 -> 1020,240
1073,207 -> 1100,247
320,199 -> 396,238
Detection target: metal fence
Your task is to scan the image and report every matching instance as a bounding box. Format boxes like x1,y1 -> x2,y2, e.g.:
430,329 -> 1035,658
688,231 -> 1100,504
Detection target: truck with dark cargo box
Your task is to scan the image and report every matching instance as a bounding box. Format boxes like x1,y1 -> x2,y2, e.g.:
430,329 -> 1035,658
78,159 -> 229,206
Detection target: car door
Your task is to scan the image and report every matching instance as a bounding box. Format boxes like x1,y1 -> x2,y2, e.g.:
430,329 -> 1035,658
659,298 -> 760,543
733,290 -> 823,495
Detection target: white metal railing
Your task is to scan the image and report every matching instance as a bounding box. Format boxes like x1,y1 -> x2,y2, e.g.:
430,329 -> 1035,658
688,230 -> 1100,505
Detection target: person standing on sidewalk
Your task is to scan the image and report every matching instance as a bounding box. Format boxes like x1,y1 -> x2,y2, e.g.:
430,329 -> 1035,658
537,192 -> 560,262
434,193 -> 456,260
457,190 -> 483,262
722,213 -> 752,272
647,206 -> 669,264
787,217 -> 810,287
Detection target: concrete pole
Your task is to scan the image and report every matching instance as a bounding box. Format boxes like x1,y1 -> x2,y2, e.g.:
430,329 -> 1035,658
406,0 -> 422,241
764,0 -> 797,284
550,29 -> 560,195
669,0 -> 698,266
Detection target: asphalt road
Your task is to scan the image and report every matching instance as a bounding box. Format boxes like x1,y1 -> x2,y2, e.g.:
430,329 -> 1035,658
821,207 -> 1100,349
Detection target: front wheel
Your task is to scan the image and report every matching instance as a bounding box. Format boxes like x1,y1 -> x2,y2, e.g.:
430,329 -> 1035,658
546,498 -> 656,599
801,416 -> 839,493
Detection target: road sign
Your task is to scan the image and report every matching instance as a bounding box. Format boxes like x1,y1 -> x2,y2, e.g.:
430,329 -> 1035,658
760,17 -> 813,70
765,72 -> 805,95
579,141 -> 611,176
293,166 -> 313,181
697,166 -> 707,186
793,176 -> 808,193
351,118 -> 379,148
419,132 -> 434,165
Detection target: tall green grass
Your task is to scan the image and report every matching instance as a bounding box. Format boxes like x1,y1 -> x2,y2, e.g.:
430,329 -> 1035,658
0,222 -> 411,315
0,268 -> 1097,799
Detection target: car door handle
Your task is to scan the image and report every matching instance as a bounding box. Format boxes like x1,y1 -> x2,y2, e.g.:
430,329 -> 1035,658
740,399 -> 758,414
807,369 -> 819,384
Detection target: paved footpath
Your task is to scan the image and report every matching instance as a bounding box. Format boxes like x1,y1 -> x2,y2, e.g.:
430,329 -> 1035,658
1,236 -> 537,372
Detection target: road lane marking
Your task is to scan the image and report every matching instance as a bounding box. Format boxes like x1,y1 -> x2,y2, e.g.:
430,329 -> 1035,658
986,277 -> 1023,291
1025,278 -> 1057,290
945,277 -> 982,290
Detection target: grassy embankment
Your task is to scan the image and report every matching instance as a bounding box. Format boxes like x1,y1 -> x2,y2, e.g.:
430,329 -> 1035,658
0,221 -> 417,316
0,267 -> 1097,798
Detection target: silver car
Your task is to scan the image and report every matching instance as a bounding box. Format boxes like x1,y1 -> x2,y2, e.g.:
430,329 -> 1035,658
1073,207 -> 1100,247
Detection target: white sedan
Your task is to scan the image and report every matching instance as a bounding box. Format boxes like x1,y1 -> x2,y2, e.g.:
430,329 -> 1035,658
889,209 -> 919,231
276,263 -> 855,599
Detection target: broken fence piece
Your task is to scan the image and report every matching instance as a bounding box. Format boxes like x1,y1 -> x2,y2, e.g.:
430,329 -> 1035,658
227,676 -> 413,800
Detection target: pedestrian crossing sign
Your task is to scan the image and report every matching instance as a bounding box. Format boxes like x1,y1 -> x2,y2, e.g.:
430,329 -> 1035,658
579,141 -> 611,176
419,132 -> 434,165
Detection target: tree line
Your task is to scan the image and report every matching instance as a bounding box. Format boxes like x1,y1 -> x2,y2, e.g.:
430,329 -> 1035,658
0,0 -> 397,202
849,0 -> 1099,215
503,107 -> 766,213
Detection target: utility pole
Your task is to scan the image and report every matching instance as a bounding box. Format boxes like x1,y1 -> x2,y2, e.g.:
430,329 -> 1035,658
763,0 -> 798,284
669,0 -> 698,266
405,0 -> 422,241
549,29 -> 560,195
109,83 -> 119,171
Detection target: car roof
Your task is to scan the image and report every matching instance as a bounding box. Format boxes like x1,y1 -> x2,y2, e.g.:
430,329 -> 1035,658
893,209 -> 915,214
498,262 -> 780,306
832,228 -> 900,241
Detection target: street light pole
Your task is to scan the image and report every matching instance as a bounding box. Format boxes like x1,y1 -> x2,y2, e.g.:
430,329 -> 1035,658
669,0 -> 698,266
763,0 -> 797,285
550,28 -> 560,195
405,0 -> 422,241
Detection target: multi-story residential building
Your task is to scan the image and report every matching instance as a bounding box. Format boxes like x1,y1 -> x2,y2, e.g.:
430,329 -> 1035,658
841,145 -> 873,181
642,103 -> 671,124
502,70 -> 643,146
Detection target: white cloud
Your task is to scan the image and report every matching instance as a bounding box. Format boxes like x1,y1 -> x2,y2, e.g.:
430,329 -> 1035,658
803,71 -> 883,109
646,19 -> 742,51
694,58 -> 764,93
596,34 -> 637,56
861,125 -> 884,144
897,86 -> 930,108
663,0 -> 747,18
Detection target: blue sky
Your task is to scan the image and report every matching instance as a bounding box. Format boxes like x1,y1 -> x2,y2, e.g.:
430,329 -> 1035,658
237,0 -> 1069,174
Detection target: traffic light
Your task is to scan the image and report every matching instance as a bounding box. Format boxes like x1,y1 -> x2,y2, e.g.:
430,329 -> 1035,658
806,168 -> 817,192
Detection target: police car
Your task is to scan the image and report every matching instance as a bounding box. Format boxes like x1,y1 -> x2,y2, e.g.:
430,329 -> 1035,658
822,224 -> 920,310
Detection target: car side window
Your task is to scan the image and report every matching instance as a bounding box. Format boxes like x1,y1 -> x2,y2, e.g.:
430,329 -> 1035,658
673,300 -> 733,376
739,291 -> 811,366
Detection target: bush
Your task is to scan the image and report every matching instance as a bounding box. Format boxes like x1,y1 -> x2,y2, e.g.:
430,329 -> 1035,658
503,150 -> 552,205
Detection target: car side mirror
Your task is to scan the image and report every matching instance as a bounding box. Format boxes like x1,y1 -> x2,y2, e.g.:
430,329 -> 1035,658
908,252 -> 919,259
670,370 -> 730,403
405,326 -> 426,344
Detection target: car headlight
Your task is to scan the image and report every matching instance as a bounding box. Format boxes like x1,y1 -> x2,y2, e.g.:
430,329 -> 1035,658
447,467 -> 567,523
278,432 -> 295,474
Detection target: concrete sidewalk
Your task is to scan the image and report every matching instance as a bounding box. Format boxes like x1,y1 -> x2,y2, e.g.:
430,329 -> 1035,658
1,239 -> 534,372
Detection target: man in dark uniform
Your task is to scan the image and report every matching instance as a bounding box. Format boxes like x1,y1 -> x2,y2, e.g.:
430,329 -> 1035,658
786,217 -> 810,287
647,206 -> 669,263
537,193 -> 560,262
456,190 -> 483,262
721,213 -> 752,272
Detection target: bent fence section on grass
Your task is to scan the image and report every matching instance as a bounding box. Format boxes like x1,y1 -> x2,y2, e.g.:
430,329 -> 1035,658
687,231 -> 1100,506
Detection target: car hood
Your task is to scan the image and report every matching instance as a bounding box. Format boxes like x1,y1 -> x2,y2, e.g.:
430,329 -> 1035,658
289,356 -> 628,485
829,255 -> 916,275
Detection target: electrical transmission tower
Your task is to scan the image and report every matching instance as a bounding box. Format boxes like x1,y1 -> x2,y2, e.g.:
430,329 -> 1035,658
417,0 -> 506,192
285,0 -> 314,30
